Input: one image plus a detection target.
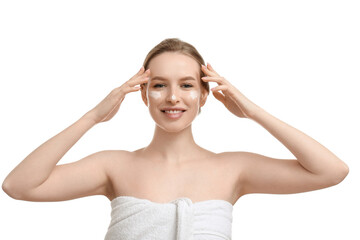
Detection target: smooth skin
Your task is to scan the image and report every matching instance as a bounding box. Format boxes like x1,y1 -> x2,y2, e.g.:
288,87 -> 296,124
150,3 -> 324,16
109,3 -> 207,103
2,55 -> 349,202
2,66 -> 151,201
201,63 -> 349,195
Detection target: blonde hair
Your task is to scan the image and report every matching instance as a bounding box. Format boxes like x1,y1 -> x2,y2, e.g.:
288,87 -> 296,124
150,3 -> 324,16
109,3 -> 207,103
142,38 -> 209,114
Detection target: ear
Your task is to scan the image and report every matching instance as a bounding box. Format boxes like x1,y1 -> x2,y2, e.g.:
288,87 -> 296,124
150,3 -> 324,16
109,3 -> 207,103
140,84 -> 148,107
200,88 -> 209,107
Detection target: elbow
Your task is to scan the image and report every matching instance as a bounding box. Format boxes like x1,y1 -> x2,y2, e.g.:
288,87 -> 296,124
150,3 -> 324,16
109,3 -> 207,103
2,179 -> 26,200
339,162 -> 350,182
328,162 -> 350,186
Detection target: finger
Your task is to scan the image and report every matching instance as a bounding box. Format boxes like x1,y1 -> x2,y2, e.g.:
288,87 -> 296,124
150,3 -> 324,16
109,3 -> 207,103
132,67 -> 148,81
212,91 -> 226,104
131,75 -> 150,87
142,68 -> 151,75
128,85 -> 142,93
201,76 -> 225,85
119,83 -> 143,96
135,66 -> 145,76
211,85 -> 228,93
139,69 -> 151,81
129,69 -> 150,86
126,67 -> 146,86
206,63 -> 220,76
201,64 -> 219,77
136,68 -> 150,79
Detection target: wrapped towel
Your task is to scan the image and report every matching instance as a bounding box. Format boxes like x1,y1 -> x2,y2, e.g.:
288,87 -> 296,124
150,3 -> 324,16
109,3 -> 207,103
104,196 -> 233,240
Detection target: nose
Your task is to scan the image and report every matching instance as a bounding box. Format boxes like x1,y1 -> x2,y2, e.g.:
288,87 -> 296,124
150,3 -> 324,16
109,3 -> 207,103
165,87 -> 180,104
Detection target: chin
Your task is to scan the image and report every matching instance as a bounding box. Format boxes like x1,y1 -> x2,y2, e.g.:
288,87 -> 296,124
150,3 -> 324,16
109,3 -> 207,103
153,117 -> 194,133
157,123 -> 192,133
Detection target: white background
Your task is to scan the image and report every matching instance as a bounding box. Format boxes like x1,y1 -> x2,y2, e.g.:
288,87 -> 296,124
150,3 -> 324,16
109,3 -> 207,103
1,0 -> 359,239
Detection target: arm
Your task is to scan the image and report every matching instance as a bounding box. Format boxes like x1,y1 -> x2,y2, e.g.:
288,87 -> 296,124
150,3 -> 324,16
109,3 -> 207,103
233,108 -> 349,196
2,66 -> 150,201
251,109 -> 349,178
201,63 -> 349,196
1,115 -> 108,201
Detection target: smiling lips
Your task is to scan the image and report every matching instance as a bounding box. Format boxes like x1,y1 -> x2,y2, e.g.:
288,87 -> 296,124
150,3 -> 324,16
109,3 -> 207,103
161,109 -> 186,119
161,107 -> 187,112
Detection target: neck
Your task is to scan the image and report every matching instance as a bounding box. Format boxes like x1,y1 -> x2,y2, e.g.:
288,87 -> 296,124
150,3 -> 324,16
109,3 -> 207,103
141,124 -> 201,163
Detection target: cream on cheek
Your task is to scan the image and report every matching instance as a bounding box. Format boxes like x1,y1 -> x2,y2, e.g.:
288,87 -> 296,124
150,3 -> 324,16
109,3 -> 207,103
189,90 -> 198,100
187,90 -> 201,110
148,90 -> 162,100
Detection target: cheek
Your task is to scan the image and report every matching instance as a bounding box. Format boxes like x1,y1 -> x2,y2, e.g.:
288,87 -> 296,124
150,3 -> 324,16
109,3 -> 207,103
148,91 -> 162,100
189,90 -> 199,100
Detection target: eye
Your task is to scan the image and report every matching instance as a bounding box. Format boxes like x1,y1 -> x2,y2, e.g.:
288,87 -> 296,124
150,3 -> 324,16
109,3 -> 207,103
183,84 -> 193,88
153,84 -> 165,88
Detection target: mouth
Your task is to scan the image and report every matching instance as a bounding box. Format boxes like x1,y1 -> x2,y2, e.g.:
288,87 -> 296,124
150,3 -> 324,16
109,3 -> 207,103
160,110 -> 186,119
160,110 -> 186,113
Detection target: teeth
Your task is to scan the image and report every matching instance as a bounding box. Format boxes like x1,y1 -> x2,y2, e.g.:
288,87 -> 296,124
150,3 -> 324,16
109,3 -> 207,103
164,110 -> 182,113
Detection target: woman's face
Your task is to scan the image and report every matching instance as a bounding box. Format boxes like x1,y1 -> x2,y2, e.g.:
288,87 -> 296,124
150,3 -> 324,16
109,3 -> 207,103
141,52 -> 208,132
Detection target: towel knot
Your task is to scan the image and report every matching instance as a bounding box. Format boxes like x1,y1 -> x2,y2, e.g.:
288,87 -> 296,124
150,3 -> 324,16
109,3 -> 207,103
174,198 -> 194,240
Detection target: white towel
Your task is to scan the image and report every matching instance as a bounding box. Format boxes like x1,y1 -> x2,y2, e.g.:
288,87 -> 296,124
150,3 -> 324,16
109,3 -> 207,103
104,196 -> 233,240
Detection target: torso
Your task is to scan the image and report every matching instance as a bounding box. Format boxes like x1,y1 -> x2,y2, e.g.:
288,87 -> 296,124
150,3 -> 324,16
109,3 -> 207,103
105,149 -> 243,206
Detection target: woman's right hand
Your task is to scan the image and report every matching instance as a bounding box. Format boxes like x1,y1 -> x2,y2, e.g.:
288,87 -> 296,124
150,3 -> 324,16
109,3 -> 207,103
84,66 -> 150,124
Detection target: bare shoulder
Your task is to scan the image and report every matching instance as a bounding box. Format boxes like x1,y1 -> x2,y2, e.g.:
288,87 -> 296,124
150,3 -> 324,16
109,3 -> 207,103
101,149 -> 133,169
217,150 -> 253,158
215,151 -> 251,166
217,150 -> 269,164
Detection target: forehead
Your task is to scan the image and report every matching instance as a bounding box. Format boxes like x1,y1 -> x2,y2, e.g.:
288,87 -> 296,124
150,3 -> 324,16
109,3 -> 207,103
148,52 -> 200,79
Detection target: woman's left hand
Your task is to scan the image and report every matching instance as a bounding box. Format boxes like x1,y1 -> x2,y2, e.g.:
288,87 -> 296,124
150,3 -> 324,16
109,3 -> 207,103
201,63 -> 261,119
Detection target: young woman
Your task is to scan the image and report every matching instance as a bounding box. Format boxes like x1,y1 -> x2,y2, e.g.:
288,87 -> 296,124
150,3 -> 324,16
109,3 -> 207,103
2,38 -> 349,240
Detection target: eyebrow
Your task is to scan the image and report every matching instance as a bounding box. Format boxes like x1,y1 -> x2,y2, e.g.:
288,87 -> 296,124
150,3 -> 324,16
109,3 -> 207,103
151,76 -> 197,82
